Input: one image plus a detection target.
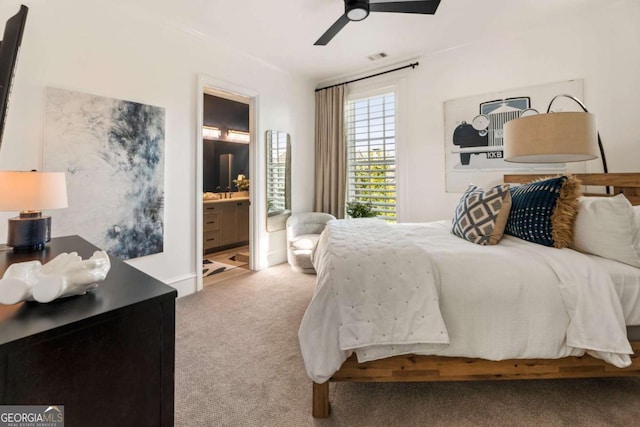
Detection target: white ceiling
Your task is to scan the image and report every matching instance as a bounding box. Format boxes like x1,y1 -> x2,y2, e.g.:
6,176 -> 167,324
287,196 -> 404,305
112,0 -> 607,84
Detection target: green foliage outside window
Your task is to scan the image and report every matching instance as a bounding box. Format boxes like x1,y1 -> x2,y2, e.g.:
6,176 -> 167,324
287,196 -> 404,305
346,201 -> 375,218
350,149 -> 396,221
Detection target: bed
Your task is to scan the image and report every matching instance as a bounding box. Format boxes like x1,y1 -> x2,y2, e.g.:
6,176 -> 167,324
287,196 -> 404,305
299,173 -> 640,418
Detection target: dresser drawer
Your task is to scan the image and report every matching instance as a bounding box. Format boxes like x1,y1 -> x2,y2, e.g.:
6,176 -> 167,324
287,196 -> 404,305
203,230 -> 220,250
203,203 -> 220,214
203,212 -> 220,231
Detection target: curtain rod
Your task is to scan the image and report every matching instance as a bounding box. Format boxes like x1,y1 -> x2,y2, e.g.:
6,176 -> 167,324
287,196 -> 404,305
315,62 -> 420,92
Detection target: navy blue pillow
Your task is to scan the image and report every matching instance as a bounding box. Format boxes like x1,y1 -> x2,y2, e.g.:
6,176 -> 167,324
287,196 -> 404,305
505,175 -> 580,248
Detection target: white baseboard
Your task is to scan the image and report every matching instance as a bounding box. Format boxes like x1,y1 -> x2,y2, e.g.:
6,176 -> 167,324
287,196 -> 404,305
266,249 -> 287,267
165,273 -> 197,298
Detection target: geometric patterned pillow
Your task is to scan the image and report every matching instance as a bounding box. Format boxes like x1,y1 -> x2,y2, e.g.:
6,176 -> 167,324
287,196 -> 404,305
505,175 -> 581,248
452,183 -> 512,245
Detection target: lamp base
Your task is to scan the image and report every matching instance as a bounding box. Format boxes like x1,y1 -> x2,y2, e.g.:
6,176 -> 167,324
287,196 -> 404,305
7,212 -> 51,251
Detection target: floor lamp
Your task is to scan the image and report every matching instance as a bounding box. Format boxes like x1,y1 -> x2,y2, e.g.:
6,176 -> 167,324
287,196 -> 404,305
503,94 -> 609,193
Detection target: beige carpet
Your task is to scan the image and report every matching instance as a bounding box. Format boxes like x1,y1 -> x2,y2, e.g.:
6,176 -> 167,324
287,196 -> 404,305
175,263 -> 640,426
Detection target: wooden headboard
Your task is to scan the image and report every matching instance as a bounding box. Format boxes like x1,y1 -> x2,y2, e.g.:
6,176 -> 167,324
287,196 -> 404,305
504,173 -> 640,206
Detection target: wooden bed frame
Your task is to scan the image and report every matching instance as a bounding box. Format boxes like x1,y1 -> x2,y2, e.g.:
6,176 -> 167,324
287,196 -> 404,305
311,172 -> 640,418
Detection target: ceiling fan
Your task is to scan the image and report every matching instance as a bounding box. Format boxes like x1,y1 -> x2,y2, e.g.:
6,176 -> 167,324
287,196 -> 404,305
314,0 -> 442,46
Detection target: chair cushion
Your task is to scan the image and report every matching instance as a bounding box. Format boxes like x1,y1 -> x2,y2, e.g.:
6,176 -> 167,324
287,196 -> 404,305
290,234 -> 320,251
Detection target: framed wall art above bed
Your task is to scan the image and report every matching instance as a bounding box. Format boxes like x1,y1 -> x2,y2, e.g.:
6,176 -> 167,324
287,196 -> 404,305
444,79 -> 587,193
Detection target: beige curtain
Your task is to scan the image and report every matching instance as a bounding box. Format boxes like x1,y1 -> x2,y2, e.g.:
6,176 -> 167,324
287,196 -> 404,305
314,85 -> 346,218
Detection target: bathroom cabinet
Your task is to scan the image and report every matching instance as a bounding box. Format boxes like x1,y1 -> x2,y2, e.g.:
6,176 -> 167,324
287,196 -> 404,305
203,198 -> 249,253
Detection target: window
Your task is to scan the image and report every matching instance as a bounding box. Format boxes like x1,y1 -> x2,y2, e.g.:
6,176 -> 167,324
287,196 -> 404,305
345,91 -> 396,221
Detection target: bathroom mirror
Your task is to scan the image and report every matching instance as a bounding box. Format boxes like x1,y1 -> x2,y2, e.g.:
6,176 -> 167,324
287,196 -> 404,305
266,130 -> 291,232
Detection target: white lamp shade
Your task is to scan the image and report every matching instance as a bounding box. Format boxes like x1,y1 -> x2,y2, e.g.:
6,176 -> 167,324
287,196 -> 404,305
504,112 -> 598,163
0,171 -> 68,211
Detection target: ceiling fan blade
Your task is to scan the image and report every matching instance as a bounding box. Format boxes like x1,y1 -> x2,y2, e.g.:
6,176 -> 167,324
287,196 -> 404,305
314,14 -> 350,46
369,0 -> 441,14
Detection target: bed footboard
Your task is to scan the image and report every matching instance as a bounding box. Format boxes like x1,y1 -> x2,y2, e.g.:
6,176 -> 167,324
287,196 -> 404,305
312,341 -> 640,418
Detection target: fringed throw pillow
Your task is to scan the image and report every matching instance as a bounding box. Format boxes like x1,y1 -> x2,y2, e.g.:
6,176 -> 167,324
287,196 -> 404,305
505,175 -> 581,248
452,183 -> 512,245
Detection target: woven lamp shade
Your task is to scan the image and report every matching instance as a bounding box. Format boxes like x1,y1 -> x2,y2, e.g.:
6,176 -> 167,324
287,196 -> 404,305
504,112 -> 598,163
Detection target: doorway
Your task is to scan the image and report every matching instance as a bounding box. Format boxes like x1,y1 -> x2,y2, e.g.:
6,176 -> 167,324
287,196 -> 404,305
196,77 -> 258,292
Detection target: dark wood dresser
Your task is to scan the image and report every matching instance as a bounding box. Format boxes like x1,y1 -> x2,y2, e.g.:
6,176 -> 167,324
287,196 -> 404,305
0,235 -> 177,427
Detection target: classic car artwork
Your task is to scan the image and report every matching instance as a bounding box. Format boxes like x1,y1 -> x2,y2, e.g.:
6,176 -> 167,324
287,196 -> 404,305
444,79 -> 583,192
452,97 -> 536,166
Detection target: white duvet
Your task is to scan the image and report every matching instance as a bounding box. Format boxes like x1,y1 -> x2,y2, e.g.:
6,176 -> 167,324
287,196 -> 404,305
298,219 -> 633,383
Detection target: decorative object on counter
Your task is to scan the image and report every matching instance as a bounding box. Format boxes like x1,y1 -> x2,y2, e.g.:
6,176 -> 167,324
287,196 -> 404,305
346,201 -> 375,218
0,170 -> 68,251
233,173 -> 250,191
0,250 -> 110,304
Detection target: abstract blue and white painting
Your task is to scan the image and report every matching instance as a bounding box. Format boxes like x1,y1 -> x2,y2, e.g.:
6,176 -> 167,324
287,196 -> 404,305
44,87 -> 165,260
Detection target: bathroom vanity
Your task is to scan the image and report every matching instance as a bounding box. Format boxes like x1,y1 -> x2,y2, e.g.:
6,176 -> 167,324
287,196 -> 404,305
203,195 -> 249,253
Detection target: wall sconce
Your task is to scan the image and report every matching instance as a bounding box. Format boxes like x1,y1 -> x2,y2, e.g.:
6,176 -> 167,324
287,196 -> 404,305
227,129 -> 250,143
0,170 -> 68,251
202,126 -> 221,140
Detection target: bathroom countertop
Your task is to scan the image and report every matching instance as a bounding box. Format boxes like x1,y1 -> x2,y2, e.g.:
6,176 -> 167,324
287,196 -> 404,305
203,195 -> 250,203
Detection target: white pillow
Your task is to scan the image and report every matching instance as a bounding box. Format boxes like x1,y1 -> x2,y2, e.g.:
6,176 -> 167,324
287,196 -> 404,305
571,195 -> 640,268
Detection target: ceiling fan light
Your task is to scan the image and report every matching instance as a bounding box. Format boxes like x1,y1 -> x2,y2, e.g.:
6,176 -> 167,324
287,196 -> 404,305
346,0 -> 369,21
347,8 -> 368,21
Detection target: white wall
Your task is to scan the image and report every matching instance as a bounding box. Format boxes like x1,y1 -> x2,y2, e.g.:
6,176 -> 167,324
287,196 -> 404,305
0,1 -> 315,296
399,0 -> 640,222
2,0 -> 638,296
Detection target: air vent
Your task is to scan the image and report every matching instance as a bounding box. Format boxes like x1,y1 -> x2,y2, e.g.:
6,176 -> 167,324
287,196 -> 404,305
367,52 -> 389,61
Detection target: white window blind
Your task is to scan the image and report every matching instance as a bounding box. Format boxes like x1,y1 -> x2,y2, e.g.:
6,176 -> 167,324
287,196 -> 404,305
266,131 -> 288,213
346,91 -> 396,221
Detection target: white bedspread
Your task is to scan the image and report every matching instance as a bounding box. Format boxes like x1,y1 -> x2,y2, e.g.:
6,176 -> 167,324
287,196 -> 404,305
299,220 -> 632,383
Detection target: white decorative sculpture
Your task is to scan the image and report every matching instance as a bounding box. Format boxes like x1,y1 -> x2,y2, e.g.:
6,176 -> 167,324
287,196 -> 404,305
0,251 -> 111,304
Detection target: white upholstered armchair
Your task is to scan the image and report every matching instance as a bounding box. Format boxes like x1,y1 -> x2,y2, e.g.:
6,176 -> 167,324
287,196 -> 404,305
286,212 -> 336,274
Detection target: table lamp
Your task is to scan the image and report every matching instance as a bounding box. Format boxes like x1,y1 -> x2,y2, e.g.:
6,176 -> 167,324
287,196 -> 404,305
0,170 -> 68,251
